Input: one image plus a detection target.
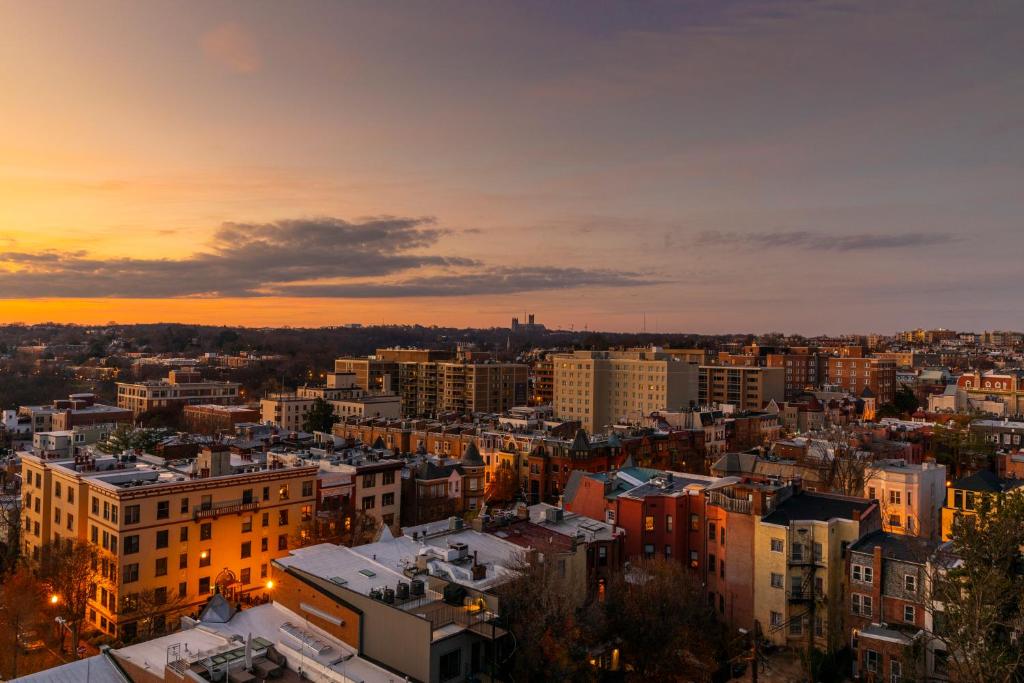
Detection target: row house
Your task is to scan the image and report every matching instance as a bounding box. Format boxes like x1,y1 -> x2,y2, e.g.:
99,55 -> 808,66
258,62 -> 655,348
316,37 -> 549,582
847,531 -> 947,682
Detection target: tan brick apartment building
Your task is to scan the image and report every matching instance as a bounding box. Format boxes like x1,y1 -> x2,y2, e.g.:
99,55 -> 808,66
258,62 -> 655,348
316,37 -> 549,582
336,350 -> 528,417
698,365 -> 786,411
116,370 -> 241,415
21,447 -> 317,641
552,349 -> 699,433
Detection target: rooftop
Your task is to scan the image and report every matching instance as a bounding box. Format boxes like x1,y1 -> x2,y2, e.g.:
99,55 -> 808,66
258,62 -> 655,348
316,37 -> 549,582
762,490 -> 874,526
849,530 -> 938,563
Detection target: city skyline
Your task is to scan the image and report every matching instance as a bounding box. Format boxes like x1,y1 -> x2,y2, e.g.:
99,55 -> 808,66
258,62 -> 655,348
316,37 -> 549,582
2,1 -> 1023,333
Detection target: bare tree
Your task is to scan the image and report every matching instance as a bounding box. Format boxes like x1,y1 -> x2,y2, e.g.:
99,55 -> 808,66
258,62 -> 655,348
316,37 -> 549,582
38,540 -> 99,657
806,426 -> 889,497
0,567 -> 44,678
119,586 -> 189,642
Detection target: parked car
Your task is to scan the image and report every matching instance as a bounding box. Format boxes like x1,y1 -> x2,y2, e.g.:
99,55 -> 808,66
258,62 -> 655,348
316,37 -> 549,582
18,630 -> 45,653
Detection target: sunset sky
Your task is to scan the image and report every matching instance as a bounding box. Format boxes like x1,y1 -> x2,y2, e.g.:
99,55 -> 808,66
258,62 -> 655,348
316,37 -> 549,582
1,1 -> 1022,333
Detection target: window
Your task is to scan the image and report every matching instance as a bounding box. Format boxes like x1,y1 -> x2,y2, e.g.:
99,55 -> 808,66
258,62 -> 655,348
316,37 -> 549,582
260,563 -> 268,578
791,543 -> 803,562
708,554 -> 716,572
770,611 -> 783,628
199,577 -> 211,595
278,509 -> 289,526
439,649 -> 462,681
241,567 -> 251,585
124,535 -> 140,554
278,534 -> 288,550
180,497 -> 189,514
863,649 -> 880,674
123,563 -> 139,583
241,541 -> 252,559
720,527 -> 726,544
261,537 -> 269,552
852,564 -> 873,583
262,486 -> 270,501
789,618 -> 803,635
889,490 -> 901,505
200,550 -> 211,568
179,553 -> 188,569
242,516 -> 253,533
903,605 -> 915,623
382,470 -> 395,486
362,496 -> 375,510
891,659 -> 902,683
155,557 -> 167,577
852,594 -> 873,617
157,500 -> 169,519
689,513 -> 698,531
953,490 -> 963,508
770,538 -> 784,553
771,572 -> 784,589
904,574 -> 917,592
262,512 -> 270,527
689,550 -> 699,568
381,493 -> 394,507
179,582 -> 187,598
644,516 -> 655,532
124,505 -> 140,524
362,474 -> 376,488
180,526 -> 189,542
302,480 -> 314,497
708,522 -> 717,541
664,545 -> 672,558
200,523 -> 212,540
643,544 -> 655,558
156,530 -> 169,549
278,484 -> 290,500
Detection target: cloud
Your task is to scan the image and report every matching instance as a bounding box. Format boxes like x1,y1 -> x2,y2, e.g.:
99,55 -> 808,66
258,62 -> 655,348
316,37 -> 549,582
201,22 -> 262,74
276,266 -> 663,298
0,216 -> 659,299
693,230 -> 959,251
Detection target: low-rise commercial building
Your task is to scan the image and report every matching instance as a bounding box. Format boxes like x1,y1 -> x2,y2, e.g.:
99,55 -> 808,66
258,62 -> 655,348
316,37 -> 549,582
116,370 -> 241,415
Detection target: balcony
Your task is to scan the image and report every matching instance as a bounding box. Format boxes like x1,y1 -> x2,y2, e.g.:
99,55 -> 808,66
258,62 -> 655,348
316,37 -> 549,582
708,491 -> 752,515
193,499 -> 260,520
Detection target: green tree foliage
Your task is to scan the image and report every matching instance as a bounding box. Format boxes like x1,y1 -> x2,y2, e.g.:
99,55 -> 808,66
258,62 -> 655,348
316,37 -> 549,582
302,397 -> 337,434
96,425 -> 172,454
933,492 -> 1024,683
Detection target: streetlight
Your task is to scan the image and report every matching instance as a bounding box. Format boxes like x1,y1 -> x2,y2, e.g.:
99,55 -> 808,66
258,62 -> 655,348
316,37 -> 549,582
49,594 -> 60,606
265,579 -> 274,590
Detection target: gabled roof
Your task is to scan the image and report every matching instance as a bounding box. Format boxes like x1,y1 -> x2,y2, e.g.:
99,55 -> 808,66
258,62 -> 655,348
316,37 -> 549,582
571,428 -> 590,451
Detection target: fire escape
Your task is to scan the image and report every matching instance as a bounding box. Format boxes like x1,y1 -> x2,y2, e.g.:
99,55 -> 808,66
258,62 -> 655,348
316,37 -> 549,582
769,524 -> 826,661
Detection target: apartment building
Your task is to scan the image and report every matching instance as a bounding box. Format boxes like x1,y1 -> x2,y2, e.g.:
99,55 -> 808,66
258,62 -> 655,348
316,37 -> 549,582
31,424 -> 116,459
552,349 -> 699,433
698,365 -> 785,412
703,481 -> 879,650
865,459 -> 946,540
20,393 -> 133,433
336,351 -> 527,418
754,490 -> 879,653
532,357 -> 554,404
765,353 -> 824,400
182,404 -> 261,435
20,446 -> 318,641
261,374 -> 400,431
116,370 -> 241,415
825,357 -> 897,405
402,443 -> 486,526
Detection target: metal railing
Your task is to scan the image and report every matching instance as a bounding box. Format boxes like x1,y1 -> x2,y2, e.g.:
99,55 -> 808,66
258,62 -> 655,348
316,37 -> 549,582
193,499 -> 260,520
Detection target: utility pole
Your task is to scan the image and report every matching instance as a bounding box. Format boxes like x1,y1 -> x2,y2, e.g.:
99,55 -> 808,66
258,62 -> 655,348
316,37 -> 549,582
750,619 -> 759,683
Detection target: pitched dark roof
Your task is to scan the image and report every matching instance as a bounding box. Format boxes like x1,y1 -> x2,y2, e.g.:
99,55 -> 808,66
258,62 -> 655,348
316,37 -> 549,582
849,530 -> 937,563
422,462 -> 460,480
951,469 -> 1021,493
762,491 -> 874,526
860,386 -> 876,399
571,428 -> 590,451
